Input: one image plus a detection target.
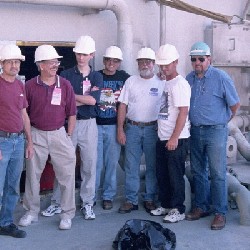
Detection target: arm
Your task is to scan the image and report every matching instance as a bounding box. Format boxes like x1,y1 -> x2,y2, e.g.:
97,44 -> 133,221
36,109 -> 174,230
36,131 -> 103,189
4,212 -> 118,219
75,94 -> 96,106
22,108 -> 33,159
117,103 -> 127,145
67,115 -> 76,136
229,102 -> 240,121
166,106 -> 189,151
75,75 -> 102,106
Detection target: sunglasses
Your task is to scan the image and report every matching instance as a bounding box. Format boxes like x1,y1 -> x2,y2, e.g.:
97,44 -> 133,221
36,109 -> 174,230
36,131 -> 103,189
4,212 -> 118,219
191,57 -> 206,63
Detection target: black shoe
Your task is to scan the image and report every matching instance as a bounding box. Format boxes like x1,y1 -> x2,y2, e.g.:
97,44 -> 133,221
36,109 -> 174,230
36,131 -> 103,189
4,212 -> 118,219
118,202 -> 138,214
103,200 -> 113,210
0,223 -> 27,238
143,201 -> 157,213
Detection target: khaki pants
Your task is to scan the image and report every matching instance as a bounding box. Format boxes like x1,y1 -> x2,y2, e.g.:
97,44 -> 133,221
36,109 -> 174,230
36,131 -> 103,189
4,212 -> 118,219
71,119 -> 98,206
23,127 -> 76,220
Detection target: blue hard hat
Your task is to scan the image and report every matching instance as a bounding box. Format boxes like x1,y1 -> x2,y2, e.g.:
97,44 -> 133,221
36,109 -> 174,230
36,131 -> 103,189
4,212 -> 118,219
190,42 -> 211,56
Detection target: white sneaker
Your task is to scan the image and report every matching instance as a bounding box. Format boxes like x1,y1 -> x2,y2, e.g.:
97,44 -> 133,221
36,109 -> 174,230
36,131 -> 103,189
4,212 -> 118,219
82,204 -> 95,220
163,209 -> 185,223
150,207 -> 170,216
59,219 -> 72,230
19,214 -> 38,227
41,204 -> 62,217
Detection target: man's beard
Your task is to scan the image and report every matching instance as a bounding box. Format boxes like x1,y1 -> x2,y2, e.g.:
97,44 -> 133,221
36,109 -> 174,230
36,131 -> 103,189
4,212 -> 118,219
140,68 -> 153,78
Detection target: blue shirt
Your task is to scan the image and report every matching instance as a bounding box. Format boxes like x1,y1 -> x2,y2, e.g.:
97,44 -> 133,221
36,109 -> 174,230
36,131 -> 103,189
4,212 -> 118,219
186,65 -> 240,126
60,66 -> 103,119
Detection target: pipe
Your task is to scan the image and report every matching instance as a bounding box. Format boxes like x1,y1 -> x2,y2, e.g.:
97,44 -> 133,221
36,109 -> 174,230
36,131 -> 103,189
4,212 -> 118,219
243,0 -> 250,20
228,115 -> 250,161
227,173 -> 250,226
0,0 -> 133,73
160,4 -> 167,46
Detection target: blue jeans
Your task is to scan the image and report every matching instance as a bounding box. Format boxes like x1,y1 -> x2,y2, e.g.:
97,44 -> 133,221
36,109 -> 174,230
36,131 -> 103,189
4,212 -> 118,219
124,123 -> 158,204
96,125 -> 121,201
190,125 -> 228,215
0,134 -> 24,226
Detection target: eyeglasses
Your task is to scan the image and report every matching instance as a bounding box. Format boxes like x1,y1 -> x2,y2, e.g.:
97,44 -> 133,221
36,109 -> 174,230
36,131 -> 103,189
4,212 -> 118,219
42,60 -> 61,66
191,57 -> 206,63
137,59 -> 153,65
4,60 -> 21,65
104,58 -> 121,63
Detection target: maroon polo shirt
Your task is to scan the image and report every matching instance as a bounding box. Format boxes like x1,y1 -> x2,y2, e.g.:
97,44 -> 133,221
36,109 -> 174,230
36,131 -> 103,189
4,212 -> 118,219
0,76 -> 28,132
25,75 -> 76,131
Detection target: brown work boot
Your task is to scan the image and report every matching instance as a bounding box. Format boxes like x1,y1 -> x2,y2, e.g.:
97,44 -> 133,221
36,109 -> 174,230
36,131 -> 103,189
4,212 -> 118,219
102,200 -> 113,210
143,201 -> 156,213
211,214 -> 226,230
186,207 -> 210,221
118,202 -> 138,214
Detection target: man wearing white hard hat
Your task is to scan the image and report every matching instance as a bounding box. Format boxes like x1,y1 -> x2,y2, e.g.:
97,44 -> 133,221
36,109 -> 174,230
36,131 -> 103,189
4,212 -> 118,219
0,44 -> 33,238
186,42 -> 240,230
60,35 -> 103,220
41,36 -> 102,220
117,47 -> 164,213
95,46 -> 130,210
19,45 -> 77,230
150,44 -> 190,223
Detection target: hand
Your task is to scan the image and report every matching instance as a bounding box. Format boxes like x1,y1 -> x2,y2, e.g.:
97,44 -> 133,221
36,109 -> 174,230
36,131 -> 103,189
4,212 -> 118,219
117,130 -> 126,145
25,142 -> 34,159
91,86 -> 99,91
166,138 -> 178,151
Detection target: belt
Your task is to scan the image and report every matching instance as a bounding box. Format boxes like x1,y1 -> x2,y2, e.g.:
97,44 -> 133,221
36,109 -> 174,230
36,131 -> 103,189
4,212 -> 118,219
76,116 -> 95,120
0,130 -> 24,138
127,119 -> 157,126
191,124 -> 226,129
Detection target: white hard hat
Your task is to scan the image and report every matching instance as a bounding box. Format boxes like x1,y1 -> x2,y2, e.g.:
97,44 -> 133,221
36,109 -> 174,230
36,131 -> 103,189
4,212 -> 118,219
35,45 -> 62,62
137,47 -> 155,60
103,46 -> 123,60
155,44 -> 179,65
73,35 -> 96,54
0,44 -> 25,61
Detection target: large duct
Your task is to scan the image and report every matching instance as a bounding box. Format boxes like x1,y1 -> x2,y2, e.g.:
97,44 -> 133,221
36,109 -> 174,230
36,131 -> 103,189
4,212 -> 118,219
0,0 -> 133,73
227,173 -> 250,226
228,115 -> 250,161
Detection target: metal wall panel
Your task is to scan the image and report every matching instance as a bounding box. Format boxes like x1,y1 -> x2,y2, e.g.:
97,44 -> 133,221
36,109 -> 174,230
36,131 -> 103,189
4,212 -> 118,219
205,22 -> 250,66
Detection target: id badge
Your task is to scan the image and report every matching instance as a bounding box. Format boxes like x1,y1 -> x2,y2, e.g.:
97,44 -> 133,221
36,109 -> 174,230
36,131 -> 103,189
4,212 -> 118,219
51,87 -> 61,105
82,78 -> 91,96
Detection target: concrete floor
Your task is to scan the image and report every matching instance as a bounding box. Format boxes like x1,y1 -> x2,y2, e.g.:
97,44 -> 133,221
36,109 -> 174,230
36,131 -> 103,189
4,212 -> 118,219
0,191 -> 250,250
1,162 -> 250,250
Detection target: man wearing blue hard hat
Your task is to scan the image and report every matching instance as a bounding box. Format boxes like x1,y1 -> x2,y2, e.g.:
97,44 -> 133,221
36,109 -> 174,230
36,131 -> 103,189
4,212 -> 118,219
185,41 -> 240,230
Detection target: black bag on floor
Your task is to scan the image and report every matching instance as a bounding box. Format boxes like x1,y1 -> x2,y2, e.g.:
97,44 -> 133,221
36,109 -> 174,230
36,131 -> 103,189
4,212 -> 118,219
112,219 -> 176,250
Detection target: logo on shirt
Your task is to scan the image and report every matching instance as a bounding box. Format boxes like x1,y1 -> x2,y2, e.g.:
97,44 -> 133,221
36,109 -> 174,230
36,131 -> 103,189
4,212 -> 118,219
158,91 -> 169,120
149,87 -> 159,96
99,88 -> 121,112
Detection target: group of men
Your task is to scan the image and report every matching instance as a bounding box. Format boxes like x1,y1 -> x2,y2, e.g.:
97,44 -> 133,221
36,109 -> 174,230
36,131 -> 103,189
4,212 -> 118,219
0,36 -> 240,239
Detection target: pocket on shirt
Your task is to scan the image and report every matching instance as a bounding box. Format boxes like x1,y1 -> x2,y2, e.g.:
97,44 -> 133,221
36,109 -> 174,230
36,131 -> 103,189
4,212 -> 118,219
18,95 -> 24,110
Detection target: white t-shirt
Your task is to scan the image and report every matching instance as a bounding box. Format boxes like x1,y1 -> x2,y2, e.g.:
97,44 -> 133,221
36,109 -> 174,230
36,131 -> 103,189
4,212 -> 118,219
118,75 -> 164,122
158,75 -> 191,140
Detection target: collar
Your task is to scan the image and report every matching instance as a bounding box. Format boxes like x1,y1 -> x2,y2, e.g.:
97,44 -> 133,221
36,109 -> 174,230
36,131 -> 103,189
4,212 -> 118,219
36,75 -> 60,87
74,65 -> 93,76
193,65 -> 212,80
